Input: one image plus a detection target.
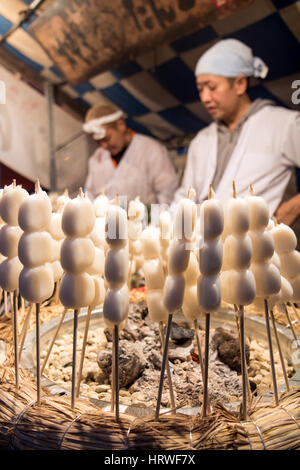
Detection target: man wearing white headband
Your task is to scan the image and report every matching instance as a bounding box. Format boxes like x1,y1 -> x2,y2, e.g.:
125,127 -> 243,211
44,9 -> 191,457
83,103 -> 178,204
174,39 -> 300,226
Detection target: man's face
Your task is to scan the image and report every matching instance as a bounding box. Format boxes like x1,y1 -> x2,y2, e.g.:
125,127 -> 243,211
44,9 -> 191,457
196,74 -> 240,122
99,121 -> 127,156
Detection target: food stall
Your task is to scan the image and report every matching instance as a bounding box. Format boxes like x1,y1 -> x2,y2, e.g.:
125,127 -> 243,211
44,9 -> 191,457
0,0 -> 299,452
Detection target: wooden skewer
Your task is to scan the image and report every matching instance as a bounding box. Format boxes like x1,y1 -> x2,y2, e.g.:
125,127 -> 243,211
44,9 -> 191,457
41,307 -> 68,375
110,335 -> 115,413
9,292 -> 14,316
232,179 -> 252,416
12,291 -> 19,389
238,305 -> 248,420
71,309 -> 79,410
282,303 -> 298,343
18,303 -> 33,362
264,299 -> 279,406
270,309 -> 290,392
232,180 -> 237,198
193,319 -> 210,413
36,303 -> 41,405
291,303 -> 300,322
20,295 -> 25,318
54,281 -> 60,304
113,324 -> 119,420
155,313 -> 173,420
0,289 -> 2,318
4,291 -> 8,319
76,306 -> 92,398
234,305 -> 252,404
202,312 -> 211,418
110,339 -> 116,413
159,321 -> 176,413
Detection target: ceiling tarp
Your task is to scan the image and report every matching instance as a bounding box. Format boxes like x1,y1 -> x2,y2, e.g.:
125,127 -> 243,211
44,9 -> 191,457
29,0 -> 255,85
0,0 -> 299,143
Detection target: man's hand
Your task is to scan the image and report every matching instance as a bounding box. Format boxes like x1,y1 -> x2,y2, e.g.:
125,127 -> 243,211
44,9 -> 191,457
274,194 -> 300,226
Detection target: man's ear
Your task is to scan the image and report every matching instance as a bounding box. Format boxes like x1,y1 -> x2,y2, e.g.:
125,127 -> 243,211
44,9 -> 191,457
116,119 -> 127,132
234,75 -> 248,96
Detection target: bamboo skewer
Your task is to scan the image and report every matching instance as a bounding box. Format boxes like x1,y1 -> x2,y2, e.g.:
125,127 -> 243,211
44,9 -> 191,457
238,305 -> 248,420
234,304 -> 252,404
41,307 -> 68,375
36,303 -> 41,405
264,299 -> 279,406
110,352 -> 115,413
12,291 -> 19,389
4,291 -> 8,319
270,309 -> 290,392
193,320 -> 204,379
0,289 -> 3,319
159,321 -> 176,412
71,309 -> 79,409
54,281 -> 60,304
155,313 -> 173,420
18,303 -> 33,362
282,303 -> 299,343
202,312 -> 210,418
9,292 -> 14,317
113,324 -> 119,421
193,319 -> 210,413
291,302 -> 300,322
20,295 -> 25,318
76,306 -> 92,398
110,341 -> 115,413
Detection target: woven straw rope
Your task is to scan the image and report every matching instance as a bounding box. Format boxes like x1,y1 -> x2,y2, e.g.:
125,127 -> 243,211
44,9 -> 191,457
4,382 -> 300,451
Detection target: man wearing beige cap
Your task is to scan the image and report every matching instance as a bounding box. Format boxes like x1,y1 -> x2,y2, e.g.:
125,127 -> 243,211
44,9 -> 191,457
173,39 -> 300,225
83,103 -> 178,205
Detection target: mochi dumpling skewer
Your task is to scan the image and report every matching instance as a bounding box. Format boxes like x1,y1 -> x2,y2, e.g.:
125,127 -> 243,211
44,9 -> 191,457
271,220 -> 300,323
76,213 -> 106,399
0,180 -> 29,388
198,186 -> 224,417
180,188 -> 208,402
247,185 -> 281,405
59,188 -> 96,409
155,188 -> 196,420
268,219 -> 300,391
40,204 -> 68,374
264,221 -> 298,343
18,180 -> 54,403
142,223 -> 176,412
103,195 -> 129,420
71,191 -> 109,397
221,181 -> 256,419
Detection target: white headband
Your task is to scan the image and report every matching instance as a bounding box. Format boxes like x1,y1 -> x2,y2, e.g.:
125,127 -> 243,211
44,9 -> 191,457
195,39 -> 269,79
83,110 -> 125,140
